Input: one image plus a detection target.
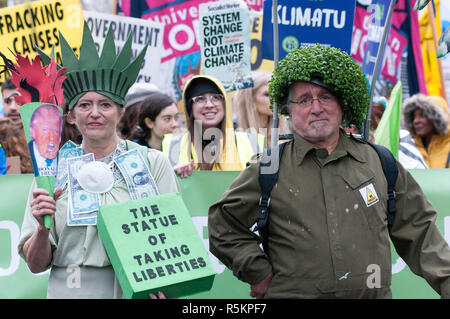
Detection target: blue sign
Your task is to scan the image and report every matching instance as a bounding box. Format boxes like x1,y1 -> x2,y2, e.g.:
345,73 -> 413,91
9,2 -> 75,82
261,0 -> 357,61
361,0 -> 392,80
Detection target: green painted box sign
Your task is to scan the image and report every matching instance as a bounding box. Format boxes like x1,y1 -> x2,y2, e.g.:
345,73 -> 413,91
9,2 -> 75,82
97,192 -> 216,299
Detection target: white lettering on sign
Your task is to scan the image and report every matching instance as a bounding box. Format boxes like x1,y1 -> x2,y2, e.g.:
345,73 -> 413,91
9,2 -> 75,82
0,221 -> 20,276
274,5 -> 346,29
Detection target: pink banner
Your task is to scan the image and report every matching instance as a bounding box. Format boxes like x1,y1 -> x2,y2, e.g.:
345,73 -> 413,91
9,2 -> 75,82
351,5 -> 407,83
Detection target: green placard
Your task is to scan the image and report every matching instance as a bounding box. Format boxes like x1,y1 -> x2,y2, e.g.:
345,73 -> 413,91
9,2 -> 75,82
97,192 -> 216,299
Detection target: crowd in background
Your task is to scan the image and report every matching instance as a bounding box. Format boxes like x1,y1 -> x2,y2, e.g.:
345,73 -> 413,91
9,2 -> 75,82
0,68 -> 449,175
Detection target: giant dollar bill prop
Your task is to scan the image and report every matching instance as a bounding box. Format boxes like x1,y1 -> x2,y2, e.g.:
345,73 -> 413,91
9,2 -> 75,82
97,192 -> 216,299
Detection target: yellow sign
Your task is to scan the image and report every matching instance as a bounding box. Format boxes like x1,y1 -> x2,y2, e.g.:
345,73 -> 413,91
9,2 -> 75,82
366,188 -> 377,205
0,0 -> 84,83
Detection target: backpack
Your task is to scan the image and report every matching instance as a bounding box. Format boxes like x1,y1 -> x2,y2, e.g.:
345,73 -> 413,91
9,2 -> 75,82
254,139 -> 398,253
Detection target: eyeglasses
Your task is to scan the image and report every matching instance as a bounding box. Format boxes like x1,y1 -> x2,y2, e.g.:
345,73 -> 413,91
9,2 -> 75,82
192,94 -> 224,106
289,94 -> 335,108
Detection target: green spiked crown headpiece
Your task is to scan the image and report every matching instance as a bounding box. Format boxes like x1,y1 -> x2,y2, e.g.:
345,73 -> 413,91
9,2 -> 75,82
269,44 -> 370,128
38,21 -> 148,110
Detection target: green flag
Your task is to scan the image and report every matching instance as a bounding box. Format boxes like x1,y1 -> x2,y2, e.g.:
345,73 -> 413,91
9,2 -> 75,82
374,81 -> 402,158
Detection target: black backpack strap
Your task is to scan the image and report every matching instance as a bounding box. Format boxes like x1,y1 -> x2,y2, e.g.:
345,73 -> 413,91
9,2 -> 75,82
368,143 -> 399,229
254,142 -> 287,252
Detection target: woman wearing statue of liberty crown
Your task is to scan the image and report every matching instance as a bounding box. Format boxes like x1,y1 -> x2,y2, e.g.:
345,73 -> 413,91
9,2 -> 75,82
16,22 -> 180,299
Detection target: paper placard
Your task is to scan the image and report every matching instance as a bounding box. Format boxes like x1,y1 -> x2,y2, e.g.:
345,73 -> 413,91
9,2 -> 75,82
97,192 -> 216,299
199,0 -> 253,91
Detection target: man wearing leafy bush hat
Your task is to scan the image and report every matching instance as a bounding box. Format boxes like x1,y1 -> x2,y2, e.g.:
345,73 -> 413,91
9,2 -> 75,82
208,44 -> 450,298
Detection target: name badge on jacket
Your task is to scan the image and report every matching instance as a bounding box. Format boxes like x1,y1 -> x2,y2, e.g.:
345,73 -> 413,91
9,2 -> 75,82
359,183 -> 379,207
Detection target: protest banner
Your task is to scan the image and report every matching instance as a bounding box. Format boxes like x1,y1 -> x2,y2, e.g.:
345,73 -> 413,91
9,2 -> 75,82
116,0 -> 262,64
2,170 -> 450,298
20,102 -> 63,229
97,192 -> 216,299
352,0 -> 426,96
361,0 -> 393,81
199,0 -> 253,91
115,0 -> 271,100
0,0 -> 84,83
130,0 -> 211,63
82,11 -> 164,86
6,156 -> 21,174
261,0 -> 356,61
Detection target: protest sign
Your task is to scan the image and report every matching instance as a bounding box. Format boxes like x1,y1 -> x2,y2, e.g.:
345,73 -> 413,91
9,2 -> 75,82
20,102 -> 62,229
352,1 -> 408,83
199,0 -> 253,91
261,0 -> 356,61
116,0 -> 271,100
97,192 -> 216,299
83,11 -> 164,86
0,0 -> 83,83
6,156 -> 21,174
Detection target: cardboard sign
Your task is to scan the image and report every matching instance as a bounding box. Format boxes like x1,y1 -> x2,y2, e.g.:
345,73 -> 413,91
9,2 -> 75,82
82,11 -> 165,86
97,192 -> 216,299
19,102 -> 62,205
261,0 -> 356,60
199,0 -> 253,91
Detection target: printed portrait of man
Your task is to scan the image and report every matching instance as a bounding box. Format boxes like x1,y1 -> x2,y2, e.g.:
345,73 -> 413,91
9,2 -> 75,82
28,104 -> 62,176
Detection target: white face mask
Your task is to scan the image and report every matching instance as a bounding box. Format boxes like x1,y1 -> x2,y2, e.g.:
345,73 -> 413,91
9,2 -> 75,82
77,161 -> 114,194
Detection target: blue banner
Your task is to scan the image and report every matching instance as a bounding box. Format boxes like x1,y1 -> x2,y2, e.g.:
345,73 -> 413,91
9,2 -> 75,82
361,0 -> 393,80
261,0 -> 357,61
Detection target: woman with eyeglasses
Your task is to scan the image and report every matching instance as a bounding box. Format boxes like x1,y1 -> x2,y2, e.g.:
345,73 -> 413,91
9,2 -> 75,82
162,75 -> 263,177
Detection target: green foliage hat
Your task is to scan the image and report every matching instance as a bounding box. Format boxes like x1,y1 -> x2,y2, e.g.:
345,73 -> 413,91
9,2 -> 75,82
38,21 -> 148,110
269,44 -> 370,127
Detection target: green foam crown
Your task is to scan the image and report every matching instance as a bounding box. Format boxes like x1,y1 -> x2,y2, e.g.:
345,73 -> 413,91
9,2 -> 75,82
38,21 -> 148,110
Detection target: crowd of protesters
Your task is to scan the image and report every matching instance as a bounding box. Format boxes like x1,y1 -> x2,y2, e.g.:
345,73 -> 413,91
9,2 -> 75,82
1,71 -> 449,175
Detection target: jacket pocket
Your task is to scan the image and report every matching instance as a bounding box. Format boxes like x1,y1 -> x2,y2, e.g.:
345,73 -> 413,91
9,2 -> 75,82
339,167 -> 387,230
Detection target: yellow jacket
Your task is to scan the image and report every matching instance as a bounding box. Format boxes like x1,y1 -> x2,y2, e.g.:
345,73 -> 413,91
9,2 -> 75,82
414,133 -> 450,168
